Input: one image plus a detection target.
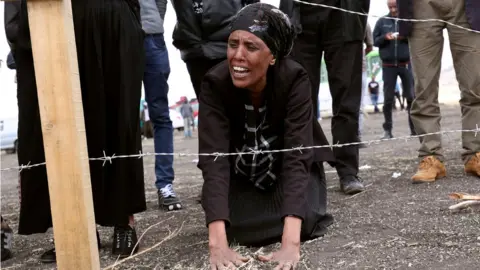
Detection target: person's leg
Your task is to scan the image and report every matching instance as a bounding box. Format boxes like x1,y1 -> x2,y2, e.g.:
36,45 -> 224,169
143,33 -> 182,210
183,117 -> 190,137
324,40 -> 364,193
185,58 -> 225,99
409,0 -> 446,182
359,70 -> 368,136
398,66 -> 416,135
448,0 -> 480,176
381,67 -> 398,138
290,4 -> 325,118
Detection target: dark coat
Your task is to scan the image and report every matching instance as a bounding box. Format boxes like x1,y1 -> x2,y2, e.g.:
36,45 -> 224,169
170,0 -> 259,61
397,0 -> 480,37
197,58 -> 335,225
373,14 -> 410,64
279,0 -> 371,42
4,1 -> 20,49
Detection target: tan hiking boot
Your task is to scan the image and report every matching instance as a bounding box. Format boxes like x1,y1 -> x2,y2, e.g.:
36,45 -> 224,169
464,152 -> 480,177
411,156 -> 447,183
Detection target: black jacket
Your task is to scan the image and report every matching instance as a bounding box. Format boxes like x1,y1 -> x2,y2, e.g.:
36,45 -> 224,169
373,14 -> 410,65
198,58 -> 335,225
4,1 -> 21,52
171,0 -> 258,61
279,0 -> 370,42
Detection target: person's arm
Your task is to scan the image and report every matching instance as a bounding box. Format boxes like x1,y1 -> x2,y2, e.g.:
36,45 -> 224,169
373,18 -> 389,48
156,0 -> 168,20
4,1 -> 21,50
198,76 -> 231,229
281,70 -> 314,229
364,23 -> 373,54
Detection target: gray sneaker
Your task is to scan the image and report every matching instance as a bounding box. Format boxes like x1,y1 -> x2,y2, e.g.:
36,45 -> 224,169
158,184 -> 182,211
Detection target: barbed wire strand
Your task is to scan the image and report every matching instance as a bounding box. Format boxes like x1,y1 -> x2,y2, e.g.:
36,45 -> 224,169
1,127 -> 479,172
1,1 -> 479,269
292,0 -> 480,35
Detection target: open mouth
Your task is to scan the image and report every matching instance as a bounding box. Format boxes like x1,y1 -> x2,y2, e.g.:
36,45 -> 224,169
232,66 -> 250,78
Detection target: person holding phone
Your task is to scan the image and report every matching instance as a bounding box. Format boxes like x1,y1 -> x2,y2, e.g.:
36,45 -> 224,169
372,0 -> 415,139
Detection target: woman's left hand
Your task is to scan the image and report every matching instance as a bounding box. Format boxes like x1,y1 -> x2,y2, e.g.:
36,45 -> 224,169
257,243 -> 300,270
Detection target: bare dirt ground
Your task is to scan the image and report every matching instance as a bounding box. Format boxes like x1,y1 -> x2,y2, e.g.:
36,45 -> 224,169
1,104 -> 479,269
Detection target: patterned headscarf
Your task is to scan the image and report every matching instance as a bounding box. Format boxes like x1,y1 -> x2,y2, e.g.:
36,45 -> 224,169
229,3 -> 296,59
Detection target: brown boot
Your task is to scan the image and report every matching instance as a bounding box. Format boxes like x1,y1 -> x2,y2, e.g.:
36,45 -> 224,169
464,152 -> 480,177
411,156 -> 447,183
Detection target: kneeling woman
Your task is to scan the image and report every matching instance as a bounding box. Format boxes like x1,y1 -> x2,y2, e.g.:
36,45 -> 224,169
197,3 -> 336,269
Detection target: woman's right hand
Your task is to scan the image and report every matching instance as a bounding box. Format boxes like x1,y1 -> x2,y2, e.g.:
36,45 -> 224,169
209,243 -> 249,269
208,221 -> 249,269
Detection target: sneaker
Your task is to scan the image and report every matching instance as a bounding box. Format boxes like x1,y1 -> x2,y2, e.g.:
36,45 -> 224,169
464,152 -> 480,177
411,156 -> 447,183
158,184 -> 182,211
39,230 -> 101,263
1,217 -> 13,262
112,225 -> 139,258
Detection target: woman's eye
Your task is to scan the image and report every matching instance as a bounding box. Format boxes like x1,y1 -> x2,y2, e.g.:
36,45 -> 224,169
247,45 -> 258,51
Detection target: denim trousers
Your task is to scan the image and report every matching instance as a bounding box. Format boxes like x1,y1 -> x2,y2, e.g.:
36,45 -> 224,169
143,33 -> 174,190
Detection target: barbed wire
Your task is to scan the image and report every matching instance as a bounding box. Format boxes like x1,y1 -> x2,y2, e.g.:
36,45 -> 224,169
293,0 -> 480,35
2,0 -> 479,35
1,126 -> 478,172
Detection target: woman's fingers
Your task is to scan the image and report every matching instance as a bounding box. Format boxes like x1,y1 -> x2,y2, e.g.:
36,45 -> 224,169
257,253 -> 273,262
236,254 -> 250,263
273,261 -> 295,270
224,261 -> 236,270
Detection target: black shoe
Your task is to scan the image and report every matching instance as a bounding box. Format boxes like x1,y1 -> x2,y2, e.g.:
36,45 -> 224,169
1,218 -> 13,262
158,184 -> 182,211
112,225 -> 139,258
340,175 -> 365,195
40,231 -> 101,264
381,131 -> 393,139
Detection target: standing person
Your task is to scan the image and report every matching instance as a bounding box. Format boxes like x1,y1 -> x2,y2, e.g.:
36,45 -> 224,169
12,0 -> 146,262
180,99 -> 194,138
368,76 -> 380,113
372,0 -> 415,139
140,0 -> 183,211
398,0 -> 480,182
170,0 -> 259,99
280,0 -> 370,195
359,22 -> 374,145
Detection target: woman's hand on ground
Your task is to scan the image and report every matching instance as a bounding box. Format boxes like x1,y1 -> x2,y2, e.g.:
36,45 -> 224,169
209,244 -> 250,269
208,220 -> 249,269
257,216 -> 301,269
257,243 -> 300,270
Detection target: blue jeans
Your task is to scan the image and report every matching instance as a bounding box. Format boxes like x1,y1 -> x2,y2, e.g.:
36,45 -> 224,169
143,33 -> 174,190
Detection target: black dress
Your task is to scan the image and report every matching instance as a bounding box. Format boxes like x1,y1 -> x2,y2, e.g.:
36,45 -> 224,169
198,59 -> 336,246
15,0 -> 146,234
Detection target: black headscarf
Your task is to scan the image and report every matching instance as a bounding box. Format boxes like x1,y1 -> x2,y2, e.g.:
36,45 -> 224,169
229,3 -> 296,60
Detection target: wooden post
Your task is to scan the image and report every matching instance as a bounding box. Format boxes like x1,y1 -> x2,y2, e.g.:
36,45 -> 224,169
26,0 -> 100,269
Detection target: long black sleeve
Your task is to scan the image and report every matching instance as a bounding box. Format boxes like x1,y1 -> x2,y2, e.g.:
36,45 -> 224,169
197,75 -> 232,227
280,71 -> 314,221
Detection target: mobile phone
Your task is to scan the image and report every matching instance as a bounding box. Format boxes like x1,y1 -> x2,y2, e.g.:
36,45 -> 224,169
392,32 -> 399,38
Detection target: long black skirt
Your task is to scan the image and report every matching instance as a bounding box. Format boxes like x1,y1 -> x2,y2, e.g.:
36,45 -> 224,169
15,0 -> 146,235
226,163 -> 334,247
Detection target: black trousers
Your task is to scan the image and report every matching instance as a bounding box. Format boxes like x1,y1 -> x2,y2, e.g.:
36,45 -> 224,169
382,65 -> 415,134
291,1 -> 362,178
185,58 -> 225,99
